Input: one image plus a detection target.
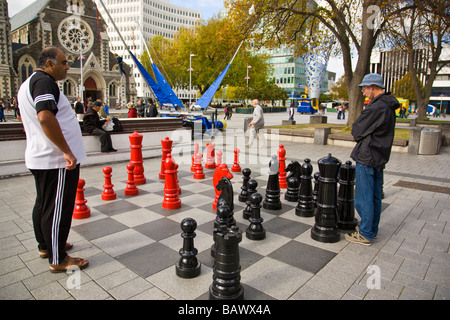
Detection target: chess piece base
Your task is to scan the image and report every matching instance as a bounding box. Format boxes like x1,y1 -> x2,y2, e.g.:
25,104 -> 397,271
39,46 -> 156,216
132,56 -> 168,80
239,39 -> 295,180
338,219 -> 358,231
310,225 -> 340,243
175,261 -> 201,279
209,285 -> 244,301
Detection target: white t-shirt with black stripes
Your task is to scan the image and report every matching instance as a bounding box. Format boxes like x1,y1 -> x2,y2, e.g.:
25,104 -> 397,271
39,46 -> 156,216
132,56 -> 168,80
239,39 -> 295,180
18,70 -> 86,169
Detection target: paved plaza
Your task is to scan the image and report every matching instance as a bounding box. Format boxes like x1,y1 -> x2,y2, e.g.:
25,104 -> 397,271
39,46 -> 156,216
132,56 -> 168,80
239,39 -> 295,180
0,110 -> 449,303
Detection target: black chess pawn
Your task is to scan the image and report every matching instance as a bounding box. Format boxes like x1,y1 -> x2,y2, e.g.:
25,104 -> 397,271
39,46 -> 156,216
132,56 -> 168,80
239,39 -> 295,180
243,179 -> 258,220
311,153 -> 341,243
246,193 -> 266,240
263,155 -> 282,210
337,161 -> 358,230
239,168 -> 251,202
209,222 -> 244,300
285,161 -> 301,202
176,218 -> 201,278
295,158 -> 315,217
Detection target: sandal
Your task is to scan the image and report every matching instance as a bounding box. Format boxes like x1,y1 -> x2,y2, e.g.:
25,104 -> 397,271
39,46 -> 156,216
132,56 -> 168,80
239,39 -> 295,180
39,242 -> 73,259
49,255 -> 89,273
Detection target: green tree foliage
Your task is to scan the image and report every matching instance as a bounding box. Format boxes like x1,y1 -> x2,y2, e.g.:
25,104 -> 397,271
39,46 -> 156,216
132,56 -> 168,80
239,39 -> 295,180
391,72 -> 423,102
139,17 -> 278,100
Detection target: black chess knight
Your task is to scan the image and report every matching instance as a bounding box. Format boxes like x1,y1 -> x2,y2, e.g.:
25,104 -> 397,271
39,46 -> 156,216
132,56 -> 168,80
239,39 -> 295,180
285,160 -> 301,202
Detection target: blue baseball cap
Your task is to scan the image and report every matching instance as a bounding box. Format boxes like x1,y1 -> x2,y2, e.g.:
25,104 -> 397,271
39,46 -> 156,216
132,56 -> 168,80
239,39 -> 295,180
359,73 -> 385,89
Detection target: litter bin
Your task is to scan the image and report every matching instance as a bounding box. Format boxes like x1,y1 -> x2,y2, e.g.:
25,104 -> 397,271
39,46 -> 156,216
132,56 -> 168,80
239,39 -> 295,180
418,128 -> 442,155
244,117 -> 252,133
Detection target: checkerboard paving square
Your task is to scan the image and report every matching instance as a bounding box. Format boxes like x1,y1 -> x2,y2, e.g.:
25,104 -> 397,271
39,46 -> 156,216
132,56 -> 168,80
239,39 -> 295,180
240,257 -> 314,300
134,217 -> 184,241
268,240 -> 337,274
116,242 -> 178,278
72,217 -> 129,241
91,228 -> 155,257
146,264 -> 213,300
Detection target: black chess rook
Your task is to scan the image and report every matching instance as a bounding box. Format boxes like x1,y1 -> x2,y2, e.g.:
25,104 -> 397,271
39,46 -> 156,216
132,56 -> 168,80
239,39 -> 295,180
311,153 -> 342,243
246,193 -> 266,240
337,161 -> 358,230
211,199 -> 235,257
176,218 -> 201,278
209,209 -> 244,300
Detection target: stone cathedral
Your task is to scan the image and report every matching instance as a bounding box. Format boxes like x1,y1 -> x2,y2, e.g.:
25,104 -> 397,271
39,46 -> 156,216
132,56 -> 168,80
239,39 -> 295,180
1,0 -> 136,106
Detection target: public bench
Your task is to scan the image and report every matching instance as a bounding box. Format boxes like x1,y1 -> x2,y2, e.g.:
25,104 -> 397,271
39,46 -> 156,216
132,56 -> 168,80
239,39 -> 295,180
0,117 -> 185,141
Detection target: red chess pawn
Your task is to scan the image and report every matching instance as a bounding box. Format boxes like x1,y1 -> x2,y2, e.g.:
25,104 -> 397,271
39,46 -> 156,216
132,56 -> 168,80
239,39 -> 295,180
191,143 -> 199,172
216,150 -> 223,166
193,153 -> 205,179
124,162 -> 139,196
129,131 -> 146,185
175,162 -> 181,195
159,137 -> 173,180
278,144 -> 287,189
102,166 -> 116,200
205,143 -> 216,169
163,154 -> 182,209
73,179 -> 90,219
231,148 -> 242,173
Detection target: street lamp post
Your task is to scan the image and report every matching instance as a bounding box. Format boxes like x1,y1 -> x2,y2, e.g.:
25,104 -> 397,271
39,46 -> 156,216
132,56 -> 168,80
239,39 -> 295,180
189,53 -> 196,107
79,37 -> 86,105
245,64 -> 252,104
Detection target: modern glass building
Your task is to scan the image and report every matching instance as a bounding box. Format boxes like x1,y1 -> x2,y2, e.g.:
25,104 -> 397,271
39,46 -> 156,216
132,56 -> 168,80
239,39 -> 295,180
98,0 -> 201,99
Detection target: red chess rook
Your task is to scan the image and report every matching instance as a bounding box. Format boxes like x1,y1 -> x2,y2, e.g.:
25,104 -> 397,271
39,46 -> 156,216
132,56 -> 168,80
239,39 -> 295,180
73,178 -> 91,219
101,166 -> 116,200
129,131 -> 146,185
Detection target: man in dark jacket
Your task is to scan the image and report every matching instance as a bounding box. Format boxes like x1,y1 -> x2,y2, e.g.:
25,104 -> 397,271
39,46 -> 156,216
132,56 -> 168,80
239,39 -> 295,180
136,99 -> 145,118
145,100 -> 158,117
83,101 -> 117,153
74,97 -> 84,120
346,73 -> 399,246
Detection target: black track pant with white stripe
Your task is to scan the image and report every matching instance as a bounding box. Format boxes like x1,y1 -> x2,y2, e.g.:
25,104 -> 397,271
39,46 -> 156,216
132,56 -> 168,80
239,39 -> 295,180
30,165 -> 80,265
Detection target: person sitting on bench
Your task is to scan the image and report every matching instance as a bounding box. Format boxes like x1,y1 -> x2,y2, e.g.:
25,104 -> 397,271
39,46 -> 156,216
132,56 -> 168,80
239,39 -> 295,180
83,101 -> 117,153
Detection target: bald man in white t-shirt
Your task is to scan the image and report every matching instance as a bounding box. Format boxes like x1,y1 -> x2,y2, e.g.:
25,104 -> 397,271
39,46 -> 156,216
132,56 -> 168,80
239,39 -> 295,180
18,47 -> 88,273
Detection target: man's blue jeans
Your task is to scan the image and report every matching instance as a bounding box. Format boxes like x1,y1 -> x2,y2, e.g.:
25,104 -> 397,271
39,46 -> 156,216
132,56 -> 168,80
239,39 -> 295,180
354,162 -> 383,240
